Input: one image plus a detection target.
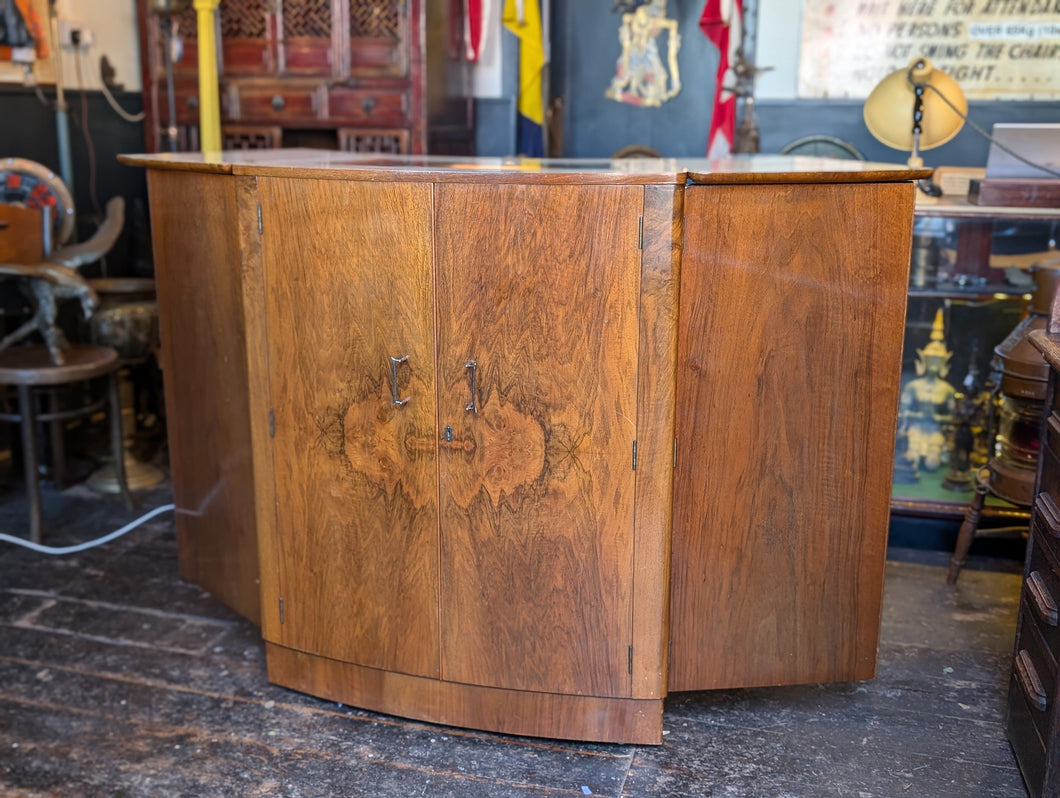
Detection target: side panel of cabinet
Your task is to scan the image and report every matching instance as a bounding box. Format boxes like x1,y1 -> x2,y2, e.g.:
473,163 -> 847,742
669,181 -> 913,691
434,183 -> 642,698
255,177 -> 440,678
146,170 -> 261,624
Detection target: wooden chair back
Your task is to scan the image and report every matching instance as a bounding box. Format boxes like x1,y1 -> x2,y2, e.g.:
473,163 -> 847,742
0,204 -> 48,264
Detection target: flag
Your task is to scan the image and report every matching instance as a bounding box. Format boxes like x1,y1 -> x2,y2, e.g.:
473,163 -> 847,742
700,0 -> 742,158
503,0 -> 545,157
465,0 -> 490,62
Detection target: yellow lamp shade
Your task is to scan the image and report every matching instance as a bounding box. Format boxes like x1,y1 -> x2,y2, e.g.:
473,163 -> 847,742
864,58 -> 967,160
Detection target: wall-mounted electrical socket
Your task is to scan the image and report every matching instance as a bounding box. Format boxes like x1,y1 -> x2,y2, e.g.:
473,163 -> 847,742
58,19 -> 94,49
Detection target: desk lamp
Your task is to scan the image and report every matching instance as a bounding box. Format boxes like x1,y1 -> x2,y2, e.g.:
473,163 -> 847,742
864,58 -> 966,192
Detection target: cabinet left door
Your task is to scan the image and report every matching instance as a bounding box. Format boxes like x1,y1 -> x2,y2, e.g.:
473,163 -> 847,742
255,176 -> 441,678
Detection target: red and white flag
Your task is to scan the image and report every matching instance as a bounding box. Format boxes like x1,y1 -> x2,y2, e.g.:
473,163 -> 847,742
700,0 -> 743,158
466,0 -> 491,62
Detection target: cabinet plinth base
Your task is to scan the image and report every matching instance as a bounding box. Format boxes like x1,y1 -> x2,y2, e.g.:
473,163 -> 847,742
265,643 -> 665,745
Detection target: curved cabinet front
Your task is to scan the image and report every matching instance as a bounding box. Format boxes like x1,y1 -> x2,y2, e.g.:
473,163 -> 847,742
247,176 -> 667,743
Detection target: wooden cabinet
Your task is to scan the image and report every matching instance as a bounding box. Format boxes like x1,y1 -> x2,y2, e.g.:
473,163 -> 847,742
121,151 -> 927,744
1010,329 -> 1060,798
136,0 -> 471,154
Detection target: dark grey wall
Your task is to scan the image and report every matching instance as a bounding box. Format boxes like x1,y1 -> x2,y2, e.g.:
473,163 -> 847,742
0,85 -> 150,277
546,2 -> 1060,164
552,0 -> 720,158
474,29 -> 519,156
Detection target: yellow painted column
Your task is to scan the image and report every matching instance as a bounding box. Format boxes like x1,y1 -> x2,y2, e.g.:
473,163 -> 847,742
193,0 -> 222,152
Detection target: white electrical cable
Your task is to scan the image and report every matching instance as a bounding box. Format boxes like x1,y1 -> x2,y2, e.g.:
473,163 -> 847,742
98,68 -> 145,123
0,503 -> 175,555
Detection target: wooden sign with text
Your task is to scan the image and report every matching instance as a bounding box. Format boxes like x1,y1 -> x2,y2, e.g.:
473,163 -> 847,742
799,0 -> 1060,99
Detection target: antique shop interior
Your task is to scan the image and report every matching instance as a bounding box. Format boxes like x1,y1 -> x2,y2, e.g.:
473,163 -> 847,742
1,0 -> 1060,795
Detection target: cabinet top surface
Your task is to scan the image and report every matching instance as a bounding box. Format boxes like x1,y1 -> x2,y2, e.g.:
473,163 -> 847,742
118,149 -> 931,185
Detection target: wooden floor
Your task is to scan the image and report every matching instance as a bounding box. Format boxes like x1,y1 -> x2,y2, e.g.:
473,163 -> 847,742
0,479 -> 1030,797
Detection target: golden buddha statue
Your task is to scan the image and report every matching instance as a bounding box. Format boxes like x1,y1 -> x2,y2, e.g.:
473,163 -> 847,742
899,308 -> 957,473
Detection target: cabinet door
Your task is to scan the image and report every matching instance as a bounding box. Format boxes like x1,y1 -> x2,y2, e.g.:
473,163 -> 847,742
279,0 -> 337,76
219,0 -> 274,76
345,0 -> 409,78
257,177 -> 439,678
435,183 -> 642,697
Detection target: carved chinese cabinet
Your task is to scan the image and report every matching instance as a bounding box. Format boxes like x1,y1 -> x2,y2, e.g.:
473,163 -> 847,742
136,0 -> 472,154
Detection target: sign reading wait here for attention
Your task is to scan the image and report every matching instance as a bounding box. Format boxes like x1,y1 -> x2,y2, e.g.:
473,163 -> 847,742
799,0 -> 1060,99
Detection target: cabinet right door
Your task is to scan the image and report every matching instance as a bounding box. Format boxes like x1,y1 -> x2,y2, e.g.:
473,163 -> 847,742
257,176 -> 440,679
433,183 -> 644,698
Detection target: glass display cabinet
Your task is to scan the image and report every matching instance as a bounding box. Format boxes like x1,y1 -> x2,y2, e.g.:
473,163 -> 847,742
891,200 -> 1060,522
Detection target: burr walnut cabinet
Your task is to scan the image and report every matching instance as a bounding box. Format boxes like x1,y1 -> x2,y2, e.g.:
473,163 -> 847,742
120,150 -> 929,744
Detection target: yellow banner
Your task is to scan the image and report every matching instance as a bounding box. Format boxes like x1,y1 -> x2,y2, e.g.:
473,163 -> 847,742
799,0 -> 1060,99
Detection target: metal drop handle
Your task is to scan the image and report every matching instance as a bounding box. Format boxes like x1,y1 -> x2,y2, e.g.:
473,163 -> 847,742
390,355 -> 410,406
464,360 -> 478,413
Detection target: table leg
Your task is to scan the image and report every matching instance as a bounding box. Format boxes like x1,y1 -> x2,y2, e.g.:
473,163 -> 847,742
17,384 -> 42,544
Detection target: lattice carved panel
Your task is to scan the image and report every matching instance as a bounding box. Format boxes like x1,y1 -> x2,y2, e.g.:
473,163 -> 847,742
173,5 -> 198,40
221,0 -> 268,39
350,0 -> 401,39
284,0 -> 333,37
338,127 -> 408,154
224,126 -> 283,149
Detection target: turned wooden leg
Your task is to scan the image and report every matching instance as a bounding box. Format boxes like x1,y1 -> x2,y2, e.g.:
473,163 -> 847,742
947,471 -> 990,584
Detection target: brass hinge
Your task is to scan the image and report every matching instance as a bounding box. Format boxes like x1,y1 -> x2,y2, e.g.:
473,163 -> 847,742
278,597 -> 285,624
637,215 -> 643,250
257,203 -> 263,236
632,440 -> 638,471
628,645 -> 633,674
269,409 -> 275,438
